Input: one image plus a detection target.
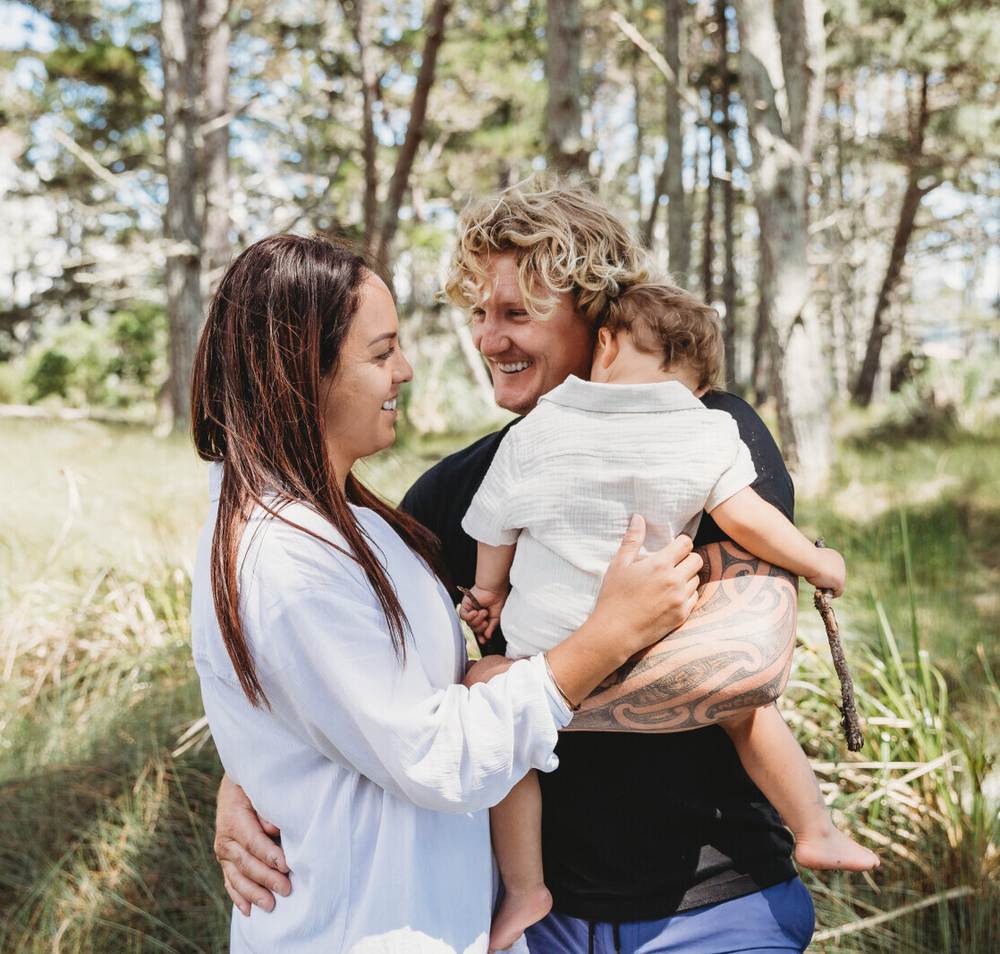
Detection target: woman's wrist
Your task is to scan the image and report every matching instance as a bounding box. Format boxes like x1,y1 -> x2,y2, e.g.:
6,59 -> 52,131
544,617 -> 632,709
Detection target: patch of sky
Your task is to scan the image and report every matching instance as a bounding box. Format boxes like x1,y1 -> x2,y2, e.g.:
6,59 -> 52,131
380,19 -> 403,43
10,55 -> 47,94
393,73 -> 417,96
0,2 -> 56,52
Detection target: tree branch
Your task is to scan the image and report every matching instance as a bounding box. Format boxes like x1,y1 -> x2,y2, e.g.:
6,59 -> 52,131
610,11 -> 745,173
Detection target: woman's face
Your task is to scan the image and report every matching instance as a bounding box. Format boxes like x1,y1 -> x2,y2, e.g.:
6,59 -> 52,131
322,274 -> 412,487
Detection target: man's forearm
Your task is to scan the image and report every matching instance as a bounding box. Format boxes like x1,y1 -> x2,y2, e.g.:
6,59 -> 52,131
567,541 -> 797,732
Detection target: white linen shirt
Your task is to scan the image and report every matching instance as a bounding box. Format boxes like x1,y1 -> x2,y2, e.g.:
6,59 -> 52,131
462,376 -> 757,658
192,464 -> 570,954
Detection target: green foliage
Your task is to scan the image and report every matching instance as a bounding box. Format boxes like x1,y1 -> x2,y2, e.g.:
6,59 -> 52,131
23,304 -> 166,408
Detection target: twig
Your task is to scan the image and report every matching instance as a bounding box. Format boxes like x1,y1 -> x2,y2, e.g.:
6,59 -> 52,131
812,885 -> 976,942
609,11 -> 745,173
457,586 -> 483,612
814,537 -> 864,752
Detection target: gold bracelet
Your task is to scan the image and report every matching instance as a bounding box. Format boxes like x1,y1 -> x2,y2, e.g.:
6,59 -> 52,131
543,652 -> 581,712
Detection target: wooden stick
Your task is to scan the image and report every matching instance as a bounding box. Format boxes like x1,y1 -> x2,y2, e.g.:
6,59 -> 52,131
814,537 -> 865,752
457,586 -> 483,612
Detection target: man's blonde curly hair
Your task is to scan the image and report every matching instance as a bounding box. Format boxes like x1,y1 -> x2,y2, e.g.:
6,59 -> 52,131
444,180 -> 653,327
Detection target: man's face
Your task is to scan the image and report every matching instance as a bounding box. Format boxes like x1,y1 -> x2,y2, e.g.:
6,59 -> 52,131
470,253 -> 595,415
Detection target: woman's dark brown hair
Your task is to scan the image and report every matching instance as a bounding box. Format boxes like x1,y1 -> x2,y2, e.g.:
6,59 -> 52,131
191,233 -> 446,708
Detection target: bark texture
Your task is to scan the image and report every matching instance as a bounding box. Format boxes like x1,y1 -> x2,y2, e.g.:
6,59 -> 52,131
200,0 -> 231,295
664,0 -> 688,279
161,0 -> 204,428
374,0 -> 452,257
545,0 -> 588,178
851,74 -> 939,407
737,0 -> 831,495
342,0 -> 380,242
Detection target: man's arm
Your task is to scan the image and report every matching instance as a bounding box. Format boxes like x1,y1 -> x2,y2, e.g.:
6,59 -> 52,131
215,774 -> 291,915
566,540 -> 797,732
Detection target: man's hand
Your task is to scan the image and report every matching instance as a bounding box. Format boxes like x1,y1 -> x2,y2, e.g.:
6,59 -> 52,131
215,774 -> 291,915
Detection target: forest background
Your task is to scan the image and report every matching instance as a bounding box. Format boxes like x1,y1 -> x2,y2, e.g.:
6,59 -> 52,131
1,0 -> 999,950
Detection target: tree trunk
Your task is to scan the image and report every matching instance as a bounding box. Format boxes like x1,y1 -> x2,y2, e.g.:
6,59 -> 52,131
718,2 -> 736,389
200,0 -> 230,297
738,0 -> 830,494
664,0 -> 689,281
721,131 -> 737,390
161,0 -> 204,429
374,0 -> 451,258
545,0 -> 588,178
343,0 -> 379,243
851,74 -> 938,407
700,124 -> 714,303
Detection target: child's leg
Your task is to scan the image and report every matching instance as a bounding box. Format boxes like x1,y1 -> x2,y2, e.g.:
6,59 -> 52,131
722,705 -> 879,871
488,769 -> 553,953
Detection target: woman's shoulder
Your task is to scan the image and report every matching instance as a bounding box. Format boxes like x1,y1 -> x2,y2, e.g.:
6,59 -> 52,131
240,499 -> 363,591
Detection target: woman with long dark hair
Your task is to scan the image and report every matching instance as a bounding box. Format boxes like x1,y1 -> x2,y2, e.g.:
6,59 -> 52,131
190,233 -> 698,952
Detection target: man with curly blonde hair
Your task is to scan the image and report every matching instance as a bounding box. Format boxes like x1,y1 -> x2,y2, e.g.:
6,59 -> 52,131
214,183 -> 816,954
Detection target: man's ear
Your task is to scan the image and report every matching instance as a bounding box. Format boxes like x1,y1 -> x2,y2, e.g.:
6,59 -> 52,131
596,327 -> 619,370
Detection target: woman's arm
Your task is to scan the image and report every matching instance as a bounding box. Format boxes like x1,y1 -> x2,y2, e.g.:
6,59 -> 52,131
566,540 -> 798,732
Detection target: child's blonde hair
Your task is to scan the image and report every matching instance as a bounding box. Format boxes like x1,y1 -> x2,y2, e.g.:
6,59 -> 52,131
602,283 -> 723,392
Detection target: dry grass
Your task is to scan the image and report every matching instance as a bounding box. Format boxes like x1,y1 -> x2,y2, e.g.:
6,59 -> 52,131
1,410 -> 998,951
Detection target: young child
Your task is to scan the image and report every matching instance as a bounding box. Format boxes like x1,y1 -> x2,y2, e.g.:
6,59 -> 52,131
460,282 -> 879,953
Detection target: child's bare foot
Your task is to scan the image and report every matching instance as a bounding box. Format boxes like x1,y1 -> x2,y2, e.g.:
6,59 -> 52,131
794,827 -> 879,871
488,882 -> 552,953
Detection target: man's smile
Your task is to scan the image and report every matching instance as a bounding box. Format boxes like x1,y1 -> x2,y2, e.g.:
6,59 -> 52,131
493,360 -> 534,373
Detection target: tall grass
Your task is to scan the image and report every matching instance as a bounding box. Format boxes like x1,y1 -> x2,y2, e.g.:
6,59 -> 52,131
1,408 -> 997,952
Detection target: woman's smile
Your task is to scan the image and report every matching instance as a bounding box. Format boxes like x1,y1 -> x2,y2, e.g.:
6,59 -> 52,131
322,275 -> 413,489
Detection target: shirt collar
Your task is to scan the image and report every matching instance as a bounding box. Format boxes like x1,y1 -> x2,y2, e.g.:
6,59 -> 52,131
538,374 -> 705,414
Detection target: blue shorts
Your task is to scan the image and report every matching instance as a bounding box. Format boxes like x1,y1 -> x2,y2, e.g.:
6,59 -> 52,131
523,878 -> 815,954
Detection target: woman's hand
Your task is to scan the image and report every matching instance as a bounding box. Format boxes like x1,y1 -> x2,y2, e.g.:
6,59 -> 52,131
215,774 -> 291,915
591,515 -> 703,656
545,516 -> 703,708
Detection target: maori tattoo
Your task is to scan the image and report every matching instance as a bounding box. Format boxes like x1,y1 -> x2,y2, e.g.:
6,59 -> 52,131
567,541 -> 798,732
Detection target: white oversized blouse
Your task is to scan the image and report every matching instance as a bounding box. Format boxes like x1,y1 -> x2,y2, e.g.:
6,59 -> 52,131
192,464 -> 571,953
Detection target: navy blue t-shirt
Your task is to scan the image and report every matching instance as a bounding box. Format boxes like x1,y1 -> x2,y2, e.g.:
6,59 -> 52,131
400,390 -> 798,921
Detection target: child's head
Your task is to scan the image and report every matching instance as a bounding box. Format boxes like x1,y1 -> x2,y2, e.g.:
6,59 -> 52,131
592,283 -> 723,394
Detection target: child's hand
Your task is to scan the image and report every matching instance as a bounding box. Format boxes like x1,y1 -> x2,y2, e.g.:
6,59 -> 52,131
458,585 -> 507,644
805,548 -> 846,598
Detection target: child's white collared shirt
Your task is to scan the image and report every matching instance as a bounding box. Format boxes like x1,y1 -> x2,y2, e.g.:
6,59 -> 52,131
462,376 -> 757,659
192,464 -> 569,953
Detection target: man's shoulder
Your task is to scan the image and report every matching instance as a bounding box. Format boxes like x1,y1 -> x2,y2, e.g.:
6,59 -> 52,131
699,389 -> 763,427
693,391 -> 795,541
400,420 -> 519,518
